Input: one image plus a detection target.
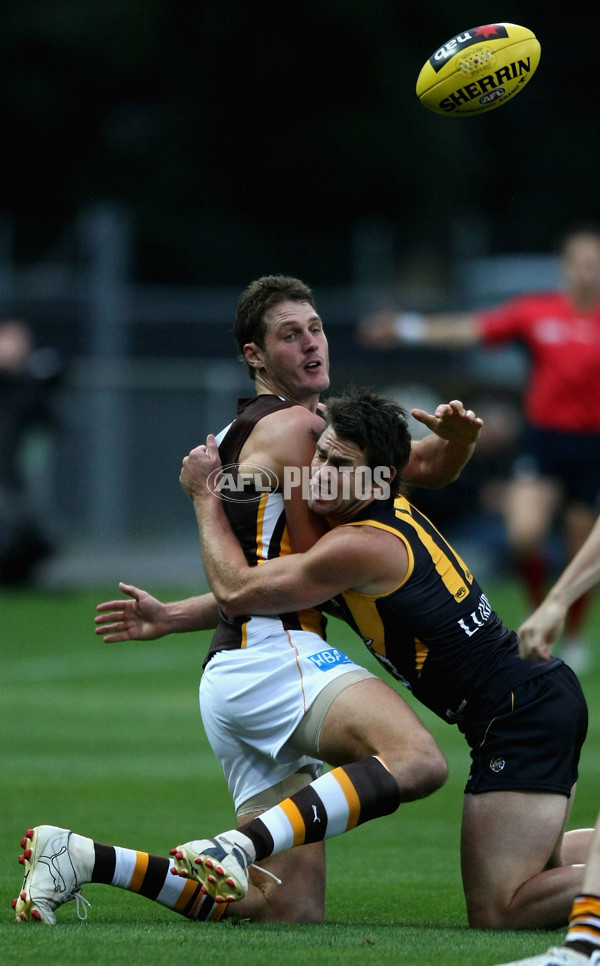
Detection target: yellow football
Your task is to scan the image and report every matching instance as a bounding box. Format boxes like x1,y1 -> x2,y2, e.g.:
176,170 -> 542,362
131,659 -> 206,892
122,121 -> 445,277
416,23 -> 541,116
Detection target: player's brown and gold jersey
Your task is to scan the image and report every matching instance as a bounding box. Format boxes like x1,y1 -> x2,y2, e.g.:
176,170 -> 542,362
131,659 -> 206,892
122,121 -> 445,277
205,395 -> 327,663
328,495 -> 561,724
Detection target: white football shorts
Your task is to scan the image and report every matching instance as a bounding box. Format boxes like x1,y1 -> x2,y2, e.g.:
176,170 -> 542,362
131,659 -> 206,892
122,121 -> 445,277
199,619 -> 375,810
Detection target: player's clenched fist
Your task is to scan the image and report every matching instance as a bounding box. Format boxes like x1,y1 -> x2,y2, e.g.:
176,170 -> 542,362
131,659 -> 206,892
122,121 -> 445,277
180,434 -> 222,501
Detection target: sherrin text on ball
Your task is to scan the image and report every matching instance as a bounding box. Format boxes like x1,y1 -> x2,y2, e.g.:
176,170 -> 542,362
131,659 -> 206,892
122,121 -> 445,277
416,23 -> 541,116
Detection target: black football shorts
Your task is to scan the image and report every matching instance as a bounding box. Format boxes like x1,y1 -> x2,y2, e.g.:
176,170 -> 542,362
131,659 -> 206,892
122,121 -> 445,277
463,662 -> 588,795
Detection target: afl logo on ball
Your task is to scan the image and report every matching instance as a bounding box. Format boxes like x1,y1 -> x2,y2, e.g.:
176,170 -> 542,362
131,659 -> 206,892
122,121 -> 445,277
480,87 -> 506,105
489,757 -> 506,773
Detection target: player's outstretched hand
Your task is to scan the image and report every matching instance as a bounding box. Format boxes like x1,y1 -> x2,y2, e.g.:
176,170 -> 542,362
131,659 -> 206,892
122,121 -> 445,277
518,599 -> 568,661
95,582 -> 169,642
412,400 -> 483,444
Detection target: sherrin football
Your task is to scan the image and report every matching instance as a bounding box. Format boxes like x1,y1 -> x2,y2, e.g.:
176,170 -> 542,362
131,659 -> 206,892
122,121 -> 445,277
416,23 -> 541,116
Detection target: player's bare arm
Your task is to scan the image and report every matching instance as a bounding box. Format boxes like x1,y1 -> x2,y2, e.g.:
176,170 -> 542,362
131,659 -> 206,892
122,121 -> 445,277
95,582 -> 219,642
519,515 -> 600,661
405,400 -> 483,487
356,309 -> 478,349
180,436 -> 408,615
237,404 -> 329,551
212,524 -> 408,617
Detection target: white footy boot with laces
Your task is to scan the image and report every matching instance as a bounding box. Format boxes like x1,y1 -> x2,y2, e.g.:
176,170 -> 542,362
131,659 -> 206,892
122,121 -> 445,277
169,831 -> 256,903
12,826 -> 93,924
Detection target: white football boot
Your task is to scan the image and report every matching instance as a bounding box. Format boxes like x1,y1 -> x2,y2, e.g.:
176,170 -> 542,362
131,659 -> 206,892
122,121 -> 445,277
170,831 -> 255,903
12,826 -> 93,924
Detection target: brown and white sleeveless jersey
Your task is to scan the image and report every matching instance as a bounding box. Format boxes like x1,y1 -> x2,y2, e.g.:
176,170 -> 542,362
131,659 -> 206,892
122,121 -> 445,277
204,395 -> 327,664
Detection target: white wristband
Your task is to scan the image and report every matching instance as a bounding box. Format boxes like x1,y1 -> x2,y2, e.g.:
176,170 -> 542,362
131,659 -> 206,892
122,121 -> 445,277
393,312 -> 426,344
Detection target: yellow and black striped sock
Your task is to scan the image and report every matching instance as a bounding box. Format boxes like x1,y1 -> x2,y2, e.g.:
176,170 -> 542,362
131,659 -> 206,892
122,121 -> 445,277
92,843 -> 227,921
565,894 -> 600,958
239,755 -> 400,859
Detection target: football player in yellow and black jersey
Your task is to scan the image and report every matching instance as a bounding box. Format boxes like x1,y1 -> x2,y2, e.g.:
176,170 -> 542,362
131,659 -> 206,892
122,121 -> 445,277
176,386 -> 591,933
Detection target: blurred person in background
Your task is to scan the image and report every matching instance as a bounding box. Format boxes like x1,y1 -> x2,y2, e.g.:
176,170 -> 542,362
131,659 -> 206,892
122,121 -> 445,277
0,317 -> 62,586
357,227 -> 600,673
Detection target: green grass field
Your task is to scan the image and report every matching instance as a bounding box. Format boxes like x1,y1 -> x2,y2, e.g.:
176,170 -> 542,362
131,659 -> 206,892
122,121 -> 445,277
1,579 -> 599,966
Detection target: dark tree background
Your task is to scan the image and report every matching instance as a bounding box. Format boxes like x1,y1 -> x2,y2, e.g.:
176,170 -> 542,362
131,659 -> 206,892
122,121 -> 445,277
2,0 -> 598,285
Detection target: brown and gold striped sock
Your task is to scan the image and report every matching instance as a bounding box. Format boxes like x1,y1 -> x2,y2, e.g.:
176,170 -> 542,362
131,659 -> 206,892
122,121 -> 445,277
92,843 -> 227,921
238,755 -> 400,860
565,894 -> 600,959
